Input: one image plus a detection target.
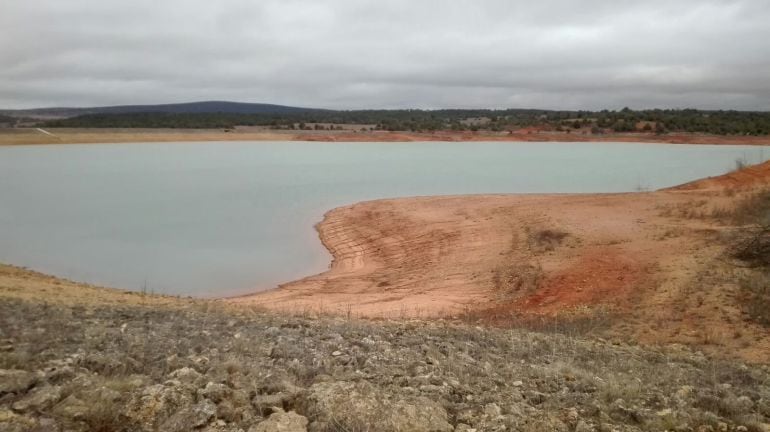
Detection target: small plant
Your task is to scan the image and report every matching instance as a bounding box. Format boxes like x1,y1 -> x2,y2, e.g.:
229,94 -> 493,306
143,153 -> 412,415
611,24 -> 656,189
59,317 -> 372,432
737,270 -> 770,326
80,399 -> 125,432
720,188 -> 770,226
529,228 -> 570,253
735,157 -> 748,171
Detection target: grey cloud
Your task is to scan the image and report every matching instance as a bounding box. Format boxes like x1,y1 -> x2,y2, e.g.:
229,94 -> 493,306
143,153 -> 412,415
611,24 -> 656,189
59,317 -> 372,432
1,0 -> 769,110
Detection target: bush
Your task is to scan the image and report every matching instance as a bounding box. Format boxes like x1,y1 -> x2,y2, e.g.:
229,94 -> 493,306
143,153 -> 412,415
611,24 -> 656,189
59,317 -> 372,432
737,270 -> 770,325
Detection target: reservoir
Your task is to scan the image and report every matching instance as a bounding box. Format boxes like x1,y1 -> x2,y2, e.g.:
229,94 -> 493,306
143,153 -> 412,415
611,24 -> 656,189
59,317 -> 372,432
0,141 -> 766,296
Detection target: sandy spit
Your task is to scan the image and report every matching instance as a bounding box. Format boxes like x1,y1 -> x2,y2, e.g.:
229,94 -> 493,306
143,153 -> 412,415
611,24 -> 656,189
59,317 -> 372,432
232,161 -> 770,362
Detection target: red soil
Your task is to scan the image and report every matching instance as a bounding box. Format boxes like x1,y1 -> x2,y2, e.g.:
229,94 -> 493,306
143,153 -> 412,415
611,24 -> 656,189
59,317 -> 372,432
233,160 -> 770,361
298,130 -> 770,145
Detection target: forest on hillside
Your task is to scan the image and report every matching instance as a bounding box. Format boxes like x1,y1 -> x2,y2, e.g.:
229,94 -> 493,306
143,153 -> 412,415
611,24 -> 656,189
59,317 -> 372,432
41,108 -> 770,135
0,114 -> 16,127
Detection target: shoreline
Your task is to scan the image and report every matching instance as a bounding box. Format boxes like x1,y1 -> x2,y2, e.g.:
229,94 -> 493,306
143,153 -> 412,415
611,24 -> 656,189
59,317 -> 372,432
2,127 -> 770,146
2,159 -> 770,361
232,162 -> 770,361
3,134 -> 770,360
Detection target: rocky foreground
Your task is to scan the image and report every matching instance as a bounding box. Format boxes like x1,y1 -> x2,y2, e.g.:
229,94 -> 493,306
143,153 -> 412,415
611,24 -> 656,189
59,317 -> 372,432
1,285 -> 769,432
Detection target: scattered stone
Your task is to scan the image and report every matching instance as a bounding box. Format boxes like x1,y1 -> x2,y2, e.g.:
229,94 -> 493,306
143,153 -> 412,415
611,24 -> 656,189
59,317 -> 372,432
80,353 -> 125,375
305,381 -> 453,432
53,394 -> 89,421
160,399 -> 217,432
41,366 -> 75,384
484,403 -> 502,418
565,407 -> 580,424
125,383 -> 194,429
253,393 -> 289,415
34,417 -> 59,431
189,355 -> 211,372
575,420 -> 594,432
3,281 -> 770,432
0,369 -> 37,395
201,381 -> 230,403
249,407 -> 308,432
11,385 -> 62,413
736,396 -> 754,412
525,391 -> 547,405
0,408 -> 36,432
168,367 -> 204,385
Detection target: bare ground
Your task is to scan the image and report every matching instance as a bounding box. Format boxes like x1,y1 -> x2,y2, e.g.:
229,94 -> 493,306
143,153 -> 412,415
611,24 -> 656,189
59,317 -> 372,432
235,162 -> 770,363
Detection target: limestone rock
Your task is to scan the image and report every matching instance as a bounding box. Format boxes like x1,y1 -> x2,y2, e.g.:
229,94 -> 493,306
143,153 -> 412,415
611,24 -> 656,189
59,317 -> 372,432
0,369 -> 37,395
249,407 -> 308,432
201,381 -> 231,403
53,394 -> 90,421
0,409 -> 37,432
168,367 -> 205,386
11,385 -> 62,413
125,383 -> 195,429
305,380 -> 452,432
160,399 -> 217,432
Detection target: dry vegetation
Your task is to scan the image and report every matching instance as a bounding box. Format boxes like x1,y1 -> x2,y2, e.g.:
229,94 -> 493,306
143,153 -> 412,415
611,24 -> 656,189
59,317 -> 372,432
1,269 -> 769,432
721,189 -> 770,327
527,228 -> 571,254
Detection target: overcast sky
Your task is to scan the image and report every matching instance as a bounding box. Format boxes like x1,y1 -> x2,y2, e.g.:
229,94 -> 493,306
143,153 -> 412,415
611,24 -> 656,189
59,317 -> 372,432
2,0 -> 770,110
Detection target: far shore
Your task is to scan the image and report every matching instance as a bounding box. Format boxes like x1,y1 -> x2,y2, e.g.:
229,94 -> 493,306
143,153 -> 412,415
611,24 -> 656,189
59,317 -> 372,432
1,126 -> 770,146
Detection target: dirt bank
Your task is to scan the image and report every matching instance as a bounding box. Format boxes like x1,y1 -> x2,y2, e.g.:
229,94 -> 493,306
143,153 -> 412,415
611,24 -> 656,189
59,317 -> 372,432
234,162 -> 770,362
2,127 -> 769,146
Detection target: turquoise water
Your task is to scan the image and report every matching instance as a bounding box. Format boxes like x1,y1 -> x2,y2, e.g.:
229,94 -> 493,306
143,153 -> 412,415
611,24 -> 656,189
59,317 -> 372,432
0,141 -> 766,297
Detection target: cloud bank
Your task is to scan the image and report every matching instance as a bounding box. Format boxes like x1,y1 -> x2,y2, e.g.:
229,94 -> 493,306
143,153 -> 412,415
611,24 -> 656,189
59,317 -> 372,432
2,0 -> 769,110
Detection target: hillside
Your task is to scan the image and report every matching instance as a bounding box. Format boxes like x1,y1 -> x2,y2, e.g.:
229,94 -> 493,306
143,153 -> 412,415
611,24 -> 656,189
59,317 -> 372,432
2,102 -> 770,136
0,101 -> 319,120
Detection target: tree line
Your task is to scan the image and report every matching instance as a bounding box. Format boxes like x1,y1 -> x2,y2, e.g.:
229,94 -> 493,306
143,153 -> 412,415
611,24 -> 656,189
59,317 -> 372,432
40,108 -> 770,135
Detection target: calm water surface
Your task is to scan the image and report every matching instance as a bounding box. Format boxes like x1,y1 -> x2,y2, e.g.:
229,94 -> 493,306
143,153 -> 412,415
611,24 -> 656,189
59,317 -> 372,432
0,141 -> 766,296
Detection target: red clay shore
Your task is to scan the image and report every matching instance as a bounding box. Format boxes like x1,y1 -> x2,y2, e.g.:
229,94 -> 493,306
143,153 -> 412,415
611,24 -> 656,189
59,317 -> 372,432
233,161 -> 770,362
1,127 -> 769,146
299,130 -> 770,145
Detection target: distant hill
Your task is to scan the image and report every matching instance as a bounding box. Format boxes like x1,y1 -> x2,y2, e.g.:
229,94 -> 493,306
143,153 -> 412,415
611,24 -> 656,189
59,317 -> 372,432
0,114 -> 16,126
0,101 -> 320,119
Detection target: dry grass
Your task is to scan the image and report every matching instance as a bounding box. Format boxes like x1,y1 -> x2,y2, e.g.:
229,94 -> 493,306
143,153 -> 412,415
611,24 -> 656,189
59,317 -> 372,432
737,270 -> 770,326
491,262 -> 544,298
724,188 -> 770,226
528,228 -> 570,253
1,288 -> 768,431
713,188 -> 770,327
